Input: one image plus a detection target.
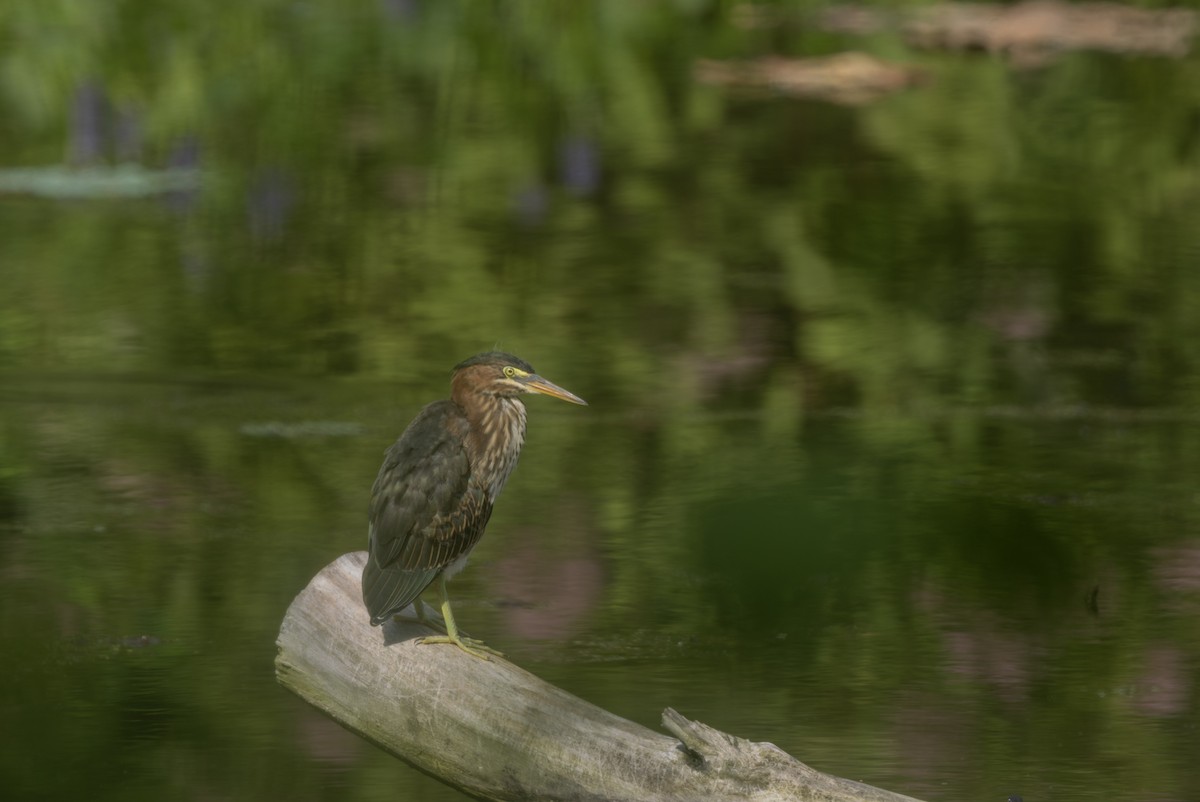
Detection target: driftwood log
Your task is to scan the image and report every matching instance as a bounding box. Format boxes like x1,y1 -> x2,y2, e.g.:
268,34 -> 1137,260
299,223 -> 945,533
275,552 -> 927,802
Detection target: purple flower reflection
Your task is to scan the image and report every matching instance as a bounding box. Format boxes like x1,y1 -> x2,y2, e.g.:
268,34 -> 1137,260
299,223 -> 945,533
70,83 -> 107,165
558,136 -> 600,196
247,168 -> 295,242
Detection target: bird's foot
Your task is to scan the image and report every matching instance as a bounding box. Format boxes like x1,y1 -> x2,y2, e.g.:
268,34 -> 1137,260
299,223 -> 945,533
416,633 -> 504,661
413,578 -> 501,660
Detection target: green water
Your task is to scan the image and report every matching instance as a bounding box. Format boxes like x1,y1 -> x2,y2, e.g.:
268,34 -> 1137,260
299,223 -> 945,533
2,2 -> 1200,800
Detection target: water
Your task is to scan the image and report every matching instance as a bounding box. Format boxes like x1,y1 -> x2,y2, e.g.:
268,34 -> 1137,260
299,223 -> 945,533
3,3 -> 1200,801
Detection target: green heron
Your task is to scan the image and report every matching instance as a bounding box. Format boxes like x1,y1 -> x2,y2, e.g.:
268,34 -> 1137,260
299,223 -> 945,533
361,352 -> 587,659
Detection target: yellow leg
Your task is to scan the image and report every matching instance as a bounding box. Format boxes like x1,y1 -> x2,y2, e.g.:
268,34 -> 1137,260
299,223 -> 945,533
416,575 -> 503,661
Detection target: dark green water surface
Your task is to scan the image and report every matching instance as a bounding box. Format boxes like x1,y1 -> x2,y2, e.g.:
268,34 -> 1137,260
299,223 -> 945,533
2,3 -> 1200,801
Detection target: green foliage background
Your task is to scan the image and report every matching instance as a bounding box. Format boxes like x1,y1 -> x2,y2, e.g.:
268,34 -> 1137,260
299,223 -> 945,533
1,2 -> 1199,800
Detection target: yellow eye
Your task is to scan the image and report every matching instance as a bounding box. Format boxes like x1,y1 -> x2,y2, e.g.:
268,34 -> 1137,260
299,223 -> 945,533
503,366 -> 516,378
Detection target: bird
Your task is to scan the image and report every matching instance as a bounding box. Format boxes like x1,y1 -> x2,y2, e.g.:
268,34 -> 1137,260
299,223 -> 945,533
361,352 -> 587,659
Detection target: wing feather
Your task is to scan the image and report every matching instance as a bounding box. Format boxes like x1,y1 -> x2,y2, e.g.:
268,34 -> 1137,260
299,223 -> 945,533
360,401 -> 493,625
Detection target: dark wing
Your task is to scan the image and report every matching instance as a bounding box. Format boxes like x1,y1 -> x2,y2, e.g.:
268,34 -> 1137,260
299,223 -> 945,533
361,400 -> 493,625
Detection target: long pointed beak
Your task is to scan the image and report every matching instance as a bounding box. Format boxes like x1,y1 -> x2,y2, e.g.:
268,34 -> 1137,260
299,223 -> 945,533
521,374 -> 588,406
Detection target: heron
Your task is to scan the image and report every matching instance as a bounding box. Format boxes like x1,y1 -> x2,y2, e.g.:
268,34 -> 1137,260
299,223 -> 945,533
361,352 -> 587,659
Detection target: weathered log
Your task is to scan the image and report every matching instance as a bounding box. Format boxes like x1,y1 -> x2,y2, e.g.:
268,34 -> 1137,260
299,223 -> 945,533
275,552 -> 927,802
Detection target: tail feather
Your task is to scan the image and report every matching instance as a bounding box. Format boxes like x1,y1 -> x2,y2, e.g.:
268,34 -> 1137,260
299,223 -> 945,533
361,558 -> 440,625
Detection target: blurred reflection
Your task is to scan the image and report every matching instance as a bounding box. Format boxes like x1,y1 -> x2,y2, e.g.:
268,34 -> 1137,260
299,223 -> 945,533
490,497 -> 604,641
2,3 -> 1200,802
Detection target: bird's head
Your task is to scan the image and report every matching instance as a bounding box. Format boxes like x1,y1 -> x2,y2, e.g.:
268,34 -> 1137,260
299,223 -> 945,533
452,352 -> 588,406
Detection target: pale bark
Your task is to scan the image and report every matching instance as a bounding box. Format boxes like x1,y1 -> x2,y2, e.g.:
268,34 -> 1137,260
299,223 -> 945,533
275,552 -> 927,802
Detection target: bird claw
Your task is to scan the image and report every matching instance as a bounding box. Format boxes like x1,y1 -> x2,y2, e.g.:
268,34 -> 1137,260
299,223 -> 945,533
416,633 -> 504,661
